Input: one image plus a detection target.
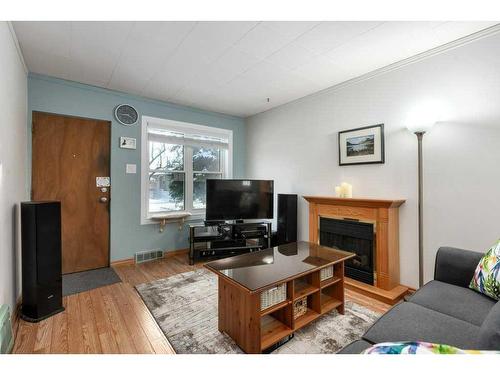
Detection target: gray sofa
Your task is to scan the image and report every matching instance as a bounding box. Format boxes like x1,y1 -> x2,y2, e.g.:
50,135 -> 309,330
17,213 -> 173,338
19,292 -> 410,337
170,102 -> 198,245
339,246 -> 500,353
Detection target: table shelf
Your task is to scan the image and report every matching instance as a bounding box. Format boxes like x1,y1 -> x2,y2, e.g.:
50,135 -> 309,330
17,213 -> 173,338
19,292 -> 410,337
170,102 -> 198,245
294,279 -> 319,300
260,300 -> 291,317
320,276 -> 341,289
320,293 -> 342,314
261,315 -> 293,350
294,308 -> 320,330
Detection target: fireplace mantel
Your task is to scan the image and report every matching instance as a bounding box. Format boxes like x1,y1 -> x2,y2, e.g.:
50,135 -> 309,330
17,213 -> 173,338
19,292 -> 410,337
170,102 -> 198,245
303,195 -> 408,304
303,196 -> 405,209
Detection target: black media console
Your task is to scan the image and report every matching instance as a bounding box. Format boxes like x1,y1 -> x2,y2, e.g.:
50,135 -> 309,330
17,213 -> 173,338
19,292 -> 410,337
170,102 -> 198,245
189,221 -> 272,265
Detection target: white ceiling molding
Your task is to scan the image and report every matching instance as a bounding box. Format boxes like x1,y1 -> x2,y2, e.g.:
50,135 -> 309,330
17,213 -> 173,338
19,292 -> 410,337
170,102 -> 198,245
255,22 -> 500,118
12,21 -> 500,117
7,21 -> 28,74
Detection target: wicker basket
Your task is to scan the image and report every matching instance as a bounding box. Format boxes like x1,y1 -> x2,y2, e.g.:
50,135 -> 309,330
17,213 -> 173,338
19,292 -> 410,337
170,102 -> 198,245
260,283 -> 287,311
293,297 -> 308,319
320,266 -> 334,281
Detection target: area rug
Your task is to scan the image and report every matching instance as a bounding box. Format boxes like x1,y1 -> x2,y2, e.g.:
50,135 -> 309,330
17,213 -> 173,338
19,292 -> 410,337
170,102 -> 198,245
135,269 -> 380,353
63,267 -> 121,296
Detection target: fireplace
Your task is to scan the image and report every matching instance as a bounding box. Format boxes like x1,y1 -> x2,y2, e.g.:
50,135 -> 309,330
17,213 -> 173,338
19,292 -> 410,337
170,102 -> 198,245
303,196 -> 408,304
319,217 -> 375,285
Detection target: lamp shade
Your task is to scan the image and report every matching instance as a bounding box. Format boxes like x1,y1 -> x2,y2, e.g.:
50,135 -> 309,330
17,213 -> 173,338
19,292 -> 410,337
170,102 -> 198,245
405,100 -> 441,133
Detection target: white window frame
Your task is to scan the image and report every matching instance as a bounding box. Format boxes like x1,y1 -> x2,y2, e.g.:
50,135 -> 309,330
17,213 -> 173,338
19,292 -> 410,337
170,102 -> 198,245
141,116 -> 233,224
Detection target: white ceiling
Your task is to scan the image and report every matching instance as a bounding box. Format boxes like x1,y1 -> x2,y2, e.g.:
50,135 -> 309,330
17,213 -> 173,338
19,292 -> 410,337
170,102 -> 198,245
13,21 -> 498,117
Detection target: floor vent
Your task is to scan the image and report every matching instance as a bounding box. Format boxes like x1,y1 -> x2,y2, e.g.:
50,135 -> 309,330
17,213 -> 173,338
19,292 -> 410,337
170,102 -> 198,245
0,304 -> 14,354
135,249 -> 164,264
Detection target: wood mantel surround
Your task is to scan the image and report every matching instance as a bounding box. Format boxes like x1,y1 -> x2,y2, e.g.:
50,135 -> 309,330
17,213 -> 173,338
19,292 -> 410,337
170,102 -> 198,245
303,196 -> 408,304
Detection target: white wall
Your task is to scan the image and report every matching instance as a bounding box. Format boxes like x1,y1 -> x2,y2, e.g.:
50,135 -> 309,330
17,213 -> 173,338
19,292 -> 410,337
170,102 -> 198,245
246,32 -> 500,288
0,22 -> 28,314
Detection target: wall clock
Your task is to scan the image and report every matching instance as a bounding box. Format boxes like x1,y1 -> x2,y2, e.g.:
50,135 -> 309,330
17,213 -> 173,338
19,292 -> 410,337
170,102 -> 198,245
114,104 -> 139,126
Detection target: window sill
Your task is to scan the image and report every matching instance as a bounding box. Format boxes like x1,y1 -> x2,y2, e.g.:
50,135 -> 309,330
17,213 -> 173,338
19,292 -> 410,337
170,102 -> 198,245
141,211 -> 205,226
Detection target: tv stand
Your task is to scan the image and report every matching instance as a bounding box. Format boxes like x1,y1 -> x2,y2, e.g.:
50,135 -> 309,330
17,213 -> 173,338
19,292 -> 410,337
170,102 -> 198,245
189,221 -> 272,265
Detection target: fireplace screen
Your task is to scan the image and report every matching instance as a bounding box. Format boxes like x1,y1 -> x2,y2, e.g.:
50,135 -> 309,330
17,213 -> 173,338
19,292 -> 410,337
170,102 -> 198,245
319,217 -> 375,285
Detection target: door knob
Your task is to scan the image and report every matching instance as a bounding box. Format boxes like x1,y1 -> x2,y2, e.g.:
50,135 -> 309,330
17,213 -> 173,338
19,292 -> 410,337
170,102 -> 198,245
99,197 -> 108,203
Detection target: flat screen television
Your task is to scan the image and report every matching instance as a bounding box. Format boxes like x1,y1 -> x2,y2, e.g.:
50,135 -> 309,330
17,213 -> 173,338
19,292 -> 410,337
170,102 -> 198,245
205,179 -> 274,221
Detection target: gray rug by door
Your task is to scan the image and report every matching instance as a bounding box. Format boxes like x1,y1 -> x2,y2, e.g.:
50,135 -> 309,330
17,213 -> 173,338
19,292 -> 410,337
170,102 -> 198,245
63,267 -> 121,296
135,269 -> 380,354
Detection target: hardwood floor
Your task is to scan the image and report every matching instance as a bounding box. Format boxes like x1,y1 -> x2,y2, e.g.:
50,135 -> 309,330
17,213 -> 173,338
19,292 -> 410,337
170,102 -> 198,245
12,253 -> 389,354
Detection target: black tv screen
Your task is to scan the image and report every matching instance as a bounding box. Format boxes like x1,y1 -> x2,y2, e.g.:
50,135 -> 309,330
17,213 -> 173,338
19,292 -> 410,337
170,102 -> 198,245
205,179 -> 274,221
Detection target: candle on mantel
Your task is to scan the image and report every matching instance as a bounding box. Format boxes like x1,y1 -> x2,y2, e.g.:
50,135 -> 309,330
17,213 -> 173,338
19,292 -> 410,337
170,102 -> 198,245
341,182 -> 353,198
335,186 -> 342,197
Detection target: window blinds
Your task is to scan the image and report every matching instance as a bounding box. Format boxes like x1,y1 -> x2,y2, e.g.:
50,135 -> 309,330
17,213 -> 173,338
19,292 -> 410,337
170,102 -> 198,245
148,126 -> 229,150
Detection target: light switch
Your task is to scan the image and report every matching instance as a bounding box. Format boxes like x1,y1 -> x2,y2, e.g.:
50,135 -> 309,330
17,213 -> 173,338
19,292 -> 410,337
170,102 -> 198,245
126,164 -> 137,174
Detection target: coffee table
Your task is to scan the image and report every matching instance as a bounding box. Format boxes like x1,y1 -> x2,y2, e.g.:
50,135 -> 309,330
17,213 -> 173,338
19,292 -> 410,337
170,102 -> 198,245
204,241 -> 355,353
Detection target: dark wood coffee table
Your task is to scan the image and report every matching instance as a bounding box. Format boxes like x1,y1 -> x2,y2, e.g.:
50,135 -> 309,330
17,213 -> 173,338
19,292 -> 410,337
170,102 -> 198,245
204,241 -> 354,353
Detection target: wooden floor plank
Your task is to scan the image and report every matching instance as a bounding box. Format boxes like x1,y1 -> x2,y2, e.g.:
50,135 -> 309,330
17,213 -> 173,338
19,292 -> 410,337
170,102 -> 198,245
12,252 -> 389,354
150,337 -> 175,354
50,298 -> 69,353
88,288 -> 120,354
99,286 -> 137,354
117,283 -> 175,354
33,315 -> 54,353
107,283 -> 155,354
13,319 -> 37,353
66,294 -> 85,354
78,292 -> 103,353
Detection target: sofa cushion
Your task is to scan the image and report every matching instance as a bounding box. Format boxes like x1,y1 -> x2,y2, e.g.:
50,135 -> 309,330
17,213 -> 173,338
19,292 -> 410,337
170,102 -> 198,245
469,239 -> 500,301
434,247 -> 483,288
337,339 -> 373,354
408,280 -> 496,326
478,302 -> 500,350
362,302 -> 480,349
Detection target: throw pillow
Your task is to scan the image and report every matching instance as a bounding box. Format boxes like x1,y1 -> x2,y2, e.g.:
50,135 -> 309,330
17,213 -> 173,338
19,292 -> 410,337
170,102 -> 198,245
469,239 -> 500,300
363,341 -> 500,354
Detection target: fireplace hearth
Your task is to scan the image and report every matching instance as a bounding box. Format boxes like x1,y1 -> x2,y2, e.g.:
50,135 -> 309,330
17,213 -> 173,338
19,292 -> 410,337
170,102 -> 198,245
319,217 -> 375,285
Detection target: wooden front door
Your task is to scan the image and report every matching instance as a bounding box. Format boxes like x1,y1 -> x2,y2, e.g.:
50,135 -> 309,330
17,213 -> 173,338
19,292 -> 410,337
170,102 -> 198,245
32,112 -> 111,274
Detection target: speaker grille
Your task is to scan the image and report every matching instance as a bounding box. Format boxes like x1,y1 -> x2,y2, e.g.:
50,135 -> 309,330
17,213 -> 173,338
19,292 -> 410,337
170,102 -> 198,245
277,194 -> 297,245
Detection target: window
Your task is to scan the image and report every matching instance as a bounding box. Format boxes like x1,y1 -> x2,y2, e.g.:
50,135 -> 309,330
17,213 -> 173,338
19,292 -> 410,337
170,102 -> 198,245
148,142 -> 185,213
141,116 -> 232,223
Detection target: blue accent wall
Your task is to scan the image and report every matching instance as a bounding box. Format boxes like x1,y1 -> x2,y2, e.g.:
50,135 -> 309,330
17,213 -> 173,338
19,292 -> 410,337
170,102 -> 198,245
28,74 -> 246,261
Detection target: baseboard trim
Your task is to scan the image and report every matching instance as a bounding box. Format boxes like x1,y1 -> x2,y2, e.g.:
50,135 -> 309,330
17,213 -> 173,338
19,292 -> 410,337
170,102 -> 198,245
164,248 -> 189,258
111,248 -> 189,267
403,285 -> 417,294
110,257 -> 134,266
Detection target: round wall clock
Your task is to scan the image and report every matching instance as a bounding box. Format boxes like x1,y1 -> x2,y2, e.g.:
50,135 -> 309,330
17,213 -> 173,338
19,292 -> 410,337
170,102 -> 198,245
114,104 -> 139,126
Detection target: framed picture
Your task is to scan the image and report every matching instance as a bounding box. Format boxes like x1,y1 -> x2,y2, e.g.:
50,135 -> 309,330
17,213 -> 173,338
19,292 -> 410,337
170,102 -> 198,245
338,124 -> 385,166
119,136 -> 137,150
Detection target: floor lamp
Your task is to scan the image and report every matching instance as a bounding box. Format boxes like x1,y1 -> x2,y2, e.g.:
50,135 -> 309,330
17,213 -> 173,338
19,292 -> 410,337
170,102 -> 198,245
407,114 -> 436,288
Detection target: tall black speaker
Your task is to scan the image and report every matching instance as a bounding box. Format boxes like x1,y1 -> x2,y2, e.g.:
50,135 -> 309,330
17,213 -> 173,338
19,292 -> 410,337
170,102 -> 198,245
21,201 -> 64,322
277,194 -> 297,245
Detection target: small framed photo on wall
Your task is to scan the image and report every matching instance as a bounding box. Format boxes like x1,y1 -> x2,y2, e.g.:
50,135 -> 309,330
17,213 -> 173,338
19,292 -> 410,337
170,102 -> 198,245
338,124 -> 385,166
119,136 -> 137,150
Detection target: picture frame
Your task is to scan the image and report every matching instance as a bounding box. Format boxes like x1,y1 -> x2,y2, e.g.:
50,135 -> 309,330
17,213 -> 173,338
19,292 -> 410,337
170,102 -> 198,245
119,136 -> 137,150
338,124 -> 385,166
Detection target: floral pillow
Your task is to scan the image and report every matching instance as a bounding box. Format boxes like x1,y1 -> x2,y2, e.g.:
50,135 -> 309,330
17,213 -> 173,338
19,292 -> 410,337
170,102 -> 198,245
363,341 -> 500,354
469,239 -> 500,300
